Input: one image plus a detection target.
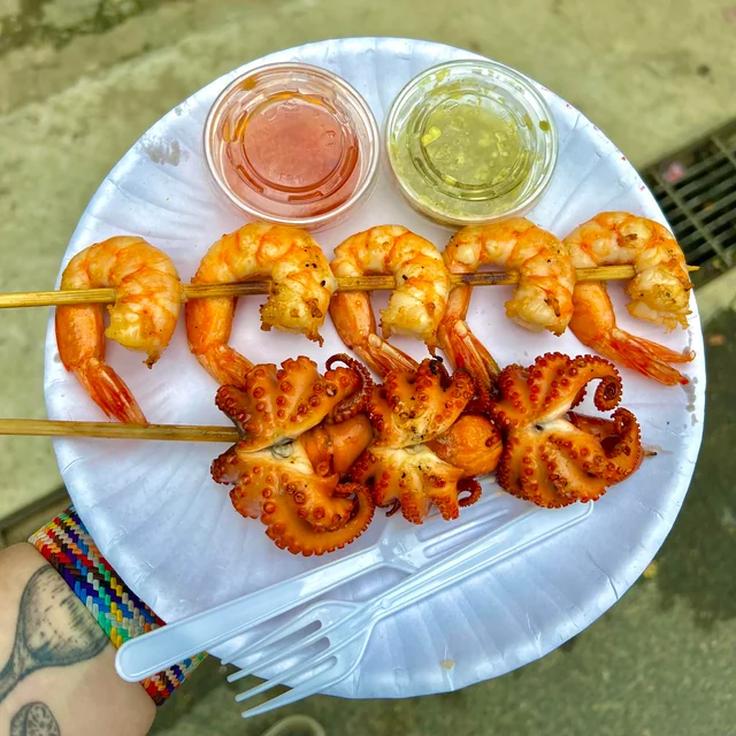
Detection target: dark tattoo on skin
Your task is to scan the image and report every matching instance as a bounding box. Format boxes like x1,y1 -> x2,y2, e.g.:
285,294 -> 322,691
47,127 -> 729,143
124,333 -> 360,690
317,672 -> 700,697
10,701 -> 61,735
0,566 -> 107,702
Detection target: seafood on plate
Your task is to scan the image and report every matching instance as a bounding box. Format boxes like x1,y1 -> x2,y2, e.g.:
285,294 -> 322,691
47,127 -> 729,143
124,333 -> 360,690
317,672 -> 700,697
437,219 -> 575,393
329,225 -> 451,377
489,353 -> 643,507
55,236 -> 181,424
565,212 -> 694,385
209,341 -> 647,542
47,215 -> 662,553
211,354 -> 376,554
350,357 -> 502,524
185,222 -> 337,387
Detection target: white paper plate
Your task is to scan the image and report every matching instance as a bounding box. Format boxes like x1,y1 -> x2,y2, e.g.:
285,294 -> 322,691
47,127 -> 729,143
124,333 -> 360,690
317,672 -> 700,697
44,38 -> 705,698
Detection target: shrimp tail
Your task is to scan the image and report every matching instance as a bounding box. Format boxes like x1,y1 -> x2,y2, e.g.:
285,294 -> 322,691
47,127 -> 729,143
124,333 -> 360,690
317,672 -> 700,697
616,331 -> 695,364
195,345 -> 254,388
75,358 -> 147,424
596,328 -> 692,386
437,318 -> 500,391
435,285 -> 500,392
362,334 -> 419,378
330,291 -> 418,378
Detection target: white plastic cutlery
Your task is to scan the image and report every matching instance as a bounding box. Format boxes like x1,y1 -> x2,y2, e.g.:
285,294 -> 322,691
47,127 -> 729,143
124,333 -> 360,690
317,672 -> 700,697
227,501 -> 592,718
115,491 -> 515,682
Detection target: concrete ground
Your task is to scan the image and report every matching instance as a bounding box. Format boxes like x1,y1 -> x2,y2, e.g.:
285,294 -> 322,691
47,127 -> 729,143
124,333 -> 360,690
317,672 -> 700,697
0,1 -> 734,734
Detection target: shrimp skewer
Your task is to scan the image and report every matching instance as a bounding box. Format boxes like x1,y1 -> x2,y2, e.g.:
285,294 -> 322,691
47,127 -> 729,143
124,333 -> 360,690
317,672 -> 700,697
329,226 -> 451,377
438,219 -> 575,392
55,236 -> 181,424
185,222 -> 336,387
0,264 -> 661,310
565,212 -> 694,386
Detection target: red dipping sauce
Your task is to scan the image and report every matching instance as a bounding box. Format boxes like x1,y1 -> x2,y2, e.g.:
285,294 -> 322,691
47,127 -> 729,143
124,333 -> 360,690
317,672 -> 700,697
205,64 -> 379,230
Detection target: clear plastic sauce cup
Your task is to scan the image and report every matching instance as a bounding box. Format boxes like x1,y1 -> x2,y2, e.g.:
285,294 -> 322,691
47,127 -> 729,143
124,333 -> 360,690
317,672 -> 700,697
385,60 -> 558,226
205,63 -> 379,231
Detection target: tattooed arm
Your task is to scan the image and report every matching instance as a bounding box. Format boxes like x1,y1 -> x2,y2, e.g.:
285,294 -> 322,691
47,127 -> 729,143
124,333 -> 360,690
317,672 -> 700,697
0,544 -> 155,736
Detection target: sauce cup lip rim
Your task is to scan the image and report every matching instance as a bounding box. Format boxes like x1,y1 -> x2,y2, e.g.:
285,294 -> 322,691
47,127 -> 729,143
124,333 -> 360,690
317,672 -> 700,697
383,57 -> 559,225
203,61 -> 380,229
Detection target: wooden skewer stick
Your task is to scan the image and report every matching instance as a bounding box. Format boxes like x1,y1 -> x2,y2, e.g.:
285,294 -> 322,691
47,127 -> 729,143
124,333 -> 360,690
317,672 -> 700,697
0,418 -> 238,443
0,265 -> 698,309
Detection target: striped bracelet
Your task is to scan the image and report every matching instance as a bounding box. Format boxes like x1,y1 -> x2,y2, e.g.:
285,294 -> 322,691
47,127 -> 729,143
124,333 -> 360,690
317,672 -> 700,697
28,506 -> 205,706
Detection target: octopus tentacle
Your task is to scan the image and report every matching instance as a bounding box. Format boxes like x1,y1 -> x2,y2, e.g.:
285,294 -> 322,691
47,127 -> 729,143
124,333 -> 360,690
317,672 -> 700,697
224,461 -> 280,521
541,438 -> 609,502
524,440 -> 573,508
494,364 -> 533,428
282,474 -> 355,531
464,383 -> 496,416
262,482 -> 375,556
457,477 -> 482,508
496,430 -> 570,508
569,408 -> 643,482
384,498 -> 402,517
211,443 -> 248,485
526,352 -> 571,409
531,353 -> 623,421
228,475 -> 262,519
546,427 -> 614,478
324,353 -> 374,423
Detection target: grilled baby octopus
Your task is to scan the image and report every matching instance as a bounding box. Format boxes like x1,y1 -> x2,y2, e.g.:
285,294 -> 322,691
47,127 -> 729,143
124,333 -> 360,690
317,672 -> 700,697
489,353 -> 643,508
351,358 -> 501,524
211,355 -> 375,555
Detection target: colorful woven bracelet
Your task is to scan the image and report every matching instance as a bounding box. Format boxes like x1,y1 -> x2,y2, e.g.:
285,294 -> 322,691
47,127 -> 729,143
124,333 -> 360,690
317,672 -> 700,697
28,506 -> 206,706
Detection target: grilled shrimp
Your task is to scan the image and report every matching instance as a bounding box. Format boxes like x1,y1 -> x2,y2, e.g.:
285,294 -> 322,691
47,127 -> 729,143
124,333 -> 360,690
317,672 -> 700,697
565,212 -> 694,385
185,222 -> 336,387
438,218 -> 574,391
329,225 -> 452,377
55,236 -> 181,423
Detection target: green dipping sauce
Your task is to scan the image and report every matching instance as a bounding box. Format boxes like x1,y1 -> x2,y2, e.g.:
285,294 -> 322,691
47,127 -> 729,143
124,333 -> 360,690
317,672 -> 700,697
386,62 -> 556,225
419,100 -> 527,191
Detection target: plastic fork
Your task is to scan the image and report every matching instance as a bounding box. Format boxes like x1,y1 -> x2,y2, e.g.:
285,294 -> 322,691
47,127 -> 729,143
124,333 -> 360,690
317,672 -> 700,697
227,502 -> 591,718
116,490 -> 514,682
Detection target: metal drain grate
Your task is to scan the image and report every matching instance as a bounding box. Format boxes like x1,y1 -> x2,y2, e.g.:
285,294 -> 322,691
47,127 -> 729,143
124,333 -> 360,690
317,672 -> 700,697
643,119 -> 736,286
